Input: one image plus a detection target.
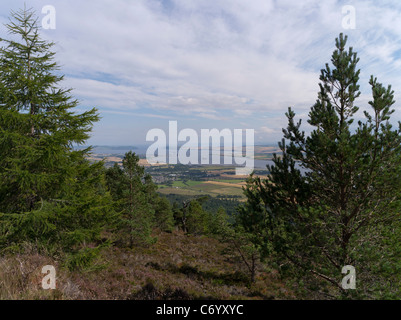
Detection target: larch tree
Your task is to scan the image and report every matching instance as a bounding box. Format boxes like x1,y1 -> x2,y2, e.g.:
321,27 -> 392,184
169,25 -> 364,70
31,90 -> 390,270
0,8 -> 114,259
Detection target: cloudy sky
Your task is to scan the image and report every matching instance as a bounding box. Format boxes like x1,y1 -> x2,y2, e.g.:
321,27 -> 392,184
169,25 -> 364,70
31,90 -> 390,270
1,0 -> 401,146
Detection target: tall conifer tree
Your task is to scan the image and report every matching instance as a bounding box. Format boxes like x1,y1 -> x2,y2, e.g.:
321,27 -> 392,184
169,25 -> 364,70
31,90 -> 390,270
240,34 -> 401,298
106,152 -> 155,247
0,8 -> 113,257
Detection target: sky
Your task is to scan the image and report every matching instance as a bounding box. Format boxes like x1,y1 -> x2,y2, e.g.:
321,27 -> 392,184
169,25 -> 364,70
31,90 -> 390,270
1,0 -> 401,146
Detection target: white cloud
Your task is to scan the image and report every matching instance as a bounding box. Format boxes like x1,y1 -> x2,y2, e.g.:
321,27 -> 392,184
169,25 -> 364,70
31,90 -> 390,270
0,0 -> 401,144
259,126 -> 277,135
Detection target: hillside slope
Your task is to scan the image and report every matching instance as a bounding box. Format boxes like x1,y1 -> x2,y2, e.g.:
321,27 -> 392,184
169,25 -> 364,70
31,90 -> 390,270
0,231 -> 293,300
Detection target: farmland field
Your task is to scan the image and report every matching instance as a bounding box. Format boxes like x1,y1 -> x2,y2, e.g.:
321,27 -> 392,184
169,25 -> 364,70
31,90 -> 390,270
86,147 -> 271,200
158,179 -> 246,198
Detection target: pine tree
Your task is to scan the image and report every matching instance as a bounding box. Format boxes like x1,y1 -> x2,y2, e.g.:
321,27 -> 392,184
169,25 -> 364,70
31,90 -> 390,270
186,200 -> 209,235
209,207 -> 230,235
154,197 -> 174,232
241,34 -> 401,298
214,206 -> 260,283
0,8 -> 114,258
106,152 -> 155,247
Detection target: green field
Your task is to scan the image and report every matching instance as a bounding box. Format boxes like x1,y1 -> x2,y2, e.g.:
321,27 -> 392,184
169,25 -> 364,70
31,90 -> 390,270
158,180 -> 245,198
152,164 -> 252,199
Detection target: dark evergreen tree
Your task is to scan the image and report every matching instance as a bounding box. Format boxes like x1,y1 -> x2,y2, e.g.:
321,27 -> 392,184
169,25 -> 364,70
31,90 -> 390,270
213,206 -> 260,283
0,8 -> 114,260
209,207 -> 230,235
153,197 -> 174,232
0,8 -> 99,211
105,152 -> 155,247
186,200 -> 209,235
240,34 -> 401,298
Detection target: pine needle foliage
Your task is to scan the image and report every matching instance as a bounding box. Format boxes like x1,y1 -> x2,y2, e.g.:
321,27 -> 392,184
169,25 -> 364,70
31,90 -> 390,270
240,34 -> 401,299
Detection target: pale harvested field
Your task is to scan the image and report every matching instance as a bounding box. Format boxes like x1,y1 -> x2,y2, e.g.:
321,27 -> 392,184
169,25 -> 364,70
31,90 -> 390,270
219,174 -> 248,179
139,159 -> 167,167
86,156 -> 122,163
203,181 -> 246,188
255,146 -> 280,152
105,156 -> 123,162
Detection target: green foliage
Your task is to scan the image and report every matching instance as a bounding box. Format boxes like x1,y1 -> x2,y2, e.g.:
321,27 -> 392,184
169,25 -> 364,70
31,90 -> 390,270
240,34 -> 401,298
105,152 -> 156,247
171,197 -> 211,235
209,207 -> 230,235
0,8 -> 115,262
237,174 -> 272,260
212,208 -> 261,284
0,8 -> 100,213
163,193 -> 240,217
186,200 -> 210,235
153,197 -> 174,232
64,245 -> 106,271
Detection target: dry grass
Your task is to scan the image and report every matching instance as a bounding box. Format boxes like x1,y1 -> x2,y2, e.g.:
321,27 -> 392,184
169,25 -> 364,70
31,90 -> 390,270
0,231 -> 293,300
0,252 -> 80,300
